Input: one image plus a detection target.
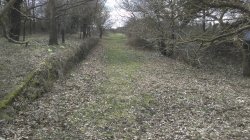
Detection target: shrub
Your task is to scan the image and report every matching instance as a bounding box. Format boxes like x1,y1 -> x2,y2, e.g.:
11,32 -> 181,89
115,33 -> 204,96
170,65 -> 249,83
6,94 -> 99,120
127,36 -> 154,50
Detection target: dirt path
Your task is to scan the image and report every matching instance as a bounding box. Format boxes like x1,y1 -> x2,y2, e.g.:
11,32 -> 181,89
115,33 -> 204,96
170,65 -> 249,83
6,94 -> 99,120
1,33 -> 250,139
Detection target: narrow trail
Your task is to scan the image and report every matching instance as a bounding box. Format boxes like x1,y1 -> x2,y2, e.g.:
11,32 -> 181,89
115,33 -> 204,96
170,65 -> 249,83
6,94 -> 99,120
1,33 -> 250,139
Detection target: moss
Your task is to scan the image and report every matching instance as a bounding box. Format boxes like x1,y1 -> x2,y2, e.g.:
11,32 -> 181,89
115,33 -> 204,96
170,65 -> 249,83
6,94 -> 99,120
0,84 -> 25,109
0,71 -> 35,110
0,37 -> 99,112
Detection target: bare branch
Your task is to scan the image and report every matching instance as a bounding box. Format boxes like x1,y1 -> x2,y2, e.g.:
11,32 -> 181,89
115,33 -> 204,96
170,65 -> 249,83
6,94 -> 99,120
0,20 -> 29,45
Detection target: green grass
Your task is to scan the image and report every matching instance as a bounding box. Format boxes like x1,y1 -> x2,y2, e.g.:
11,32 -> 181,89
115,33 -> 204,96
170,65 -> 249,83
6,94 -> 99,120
68,33 -> 156,139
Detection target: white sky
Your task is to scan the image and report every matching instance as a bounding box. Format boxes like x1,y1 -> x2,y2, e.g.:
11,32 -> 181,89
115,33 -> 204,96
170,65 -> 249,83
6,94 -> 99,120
105,0 -> 129,28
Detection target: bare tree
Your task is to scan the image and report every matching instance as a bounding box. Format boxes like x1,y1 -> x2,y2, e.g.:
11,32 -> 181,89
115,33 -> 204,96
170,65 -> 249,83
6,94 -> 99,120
0,0 -> 107,45
48,0 -> 58,45
7,0 -> 23,41
0,0 -> 28,44
95,0 -> 111,38
121,0 -> 250,77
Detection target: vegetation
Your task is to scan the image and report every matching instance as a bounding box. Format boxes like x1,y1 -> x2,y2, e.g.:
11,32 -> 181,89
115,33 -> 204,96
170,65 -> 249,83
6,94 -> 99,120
0,0 -> 111,44
0,0 -> 107,118
1,33 -> 249,139
121,0 -> 250,77
0,36 -> 98,119
0,0 -> 250,139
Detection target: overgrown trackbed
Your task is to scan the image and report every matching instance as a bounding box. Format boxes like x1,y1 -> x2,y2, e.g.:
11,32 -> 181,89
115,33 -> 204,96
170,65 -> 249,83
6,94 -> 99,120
1,33 -> 250,139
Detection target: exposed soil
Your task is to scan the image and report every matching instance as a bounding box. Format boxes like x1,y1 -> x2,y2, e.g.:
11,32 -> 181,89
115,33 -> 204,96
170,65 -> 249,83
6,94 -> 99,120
1,33 -> 250,139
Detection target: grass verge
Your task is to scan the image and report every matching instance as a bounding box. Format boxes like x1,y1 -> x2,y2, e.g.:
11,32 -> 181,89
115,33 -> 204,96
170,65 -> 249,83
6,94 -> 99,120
68,33 -> 157,139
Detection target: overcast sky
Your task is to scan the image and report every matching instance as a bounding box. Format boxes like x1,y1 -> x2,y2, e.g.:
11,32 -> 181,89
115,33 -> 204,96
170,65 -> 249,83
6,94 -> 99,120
105,0 -> 129,28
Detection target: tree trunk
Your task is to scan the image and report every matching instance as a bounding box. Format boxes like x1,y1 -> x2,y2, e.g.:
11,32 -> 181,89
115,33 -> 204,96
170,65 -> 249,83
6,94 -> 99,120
57,23 -> 61,35
27,0 -> 32,34
87,26 -> 91,37
169,0 -> 175,57
61,29 -> 65,43
243,41 -> 250,77
23,19 -> 26,41
48,0 -> 58,45
61,22 -> 65,43
8,0 -> 23,41
82,24 -> 87,39
99,27 -> 103,39
60,19 -> 66,43
159,40 -> 167,56
202,9 -> 206,32
32,0 -> 35,33
29,19 -> 32,34
99,30 -> 103,39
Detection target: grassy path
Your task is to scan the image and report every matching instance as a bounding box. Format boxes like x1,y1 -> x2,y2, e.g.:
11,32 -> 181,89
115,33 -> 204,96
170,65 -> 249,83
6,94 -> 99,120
1,33 -> 250,139
67,34 -> 156,139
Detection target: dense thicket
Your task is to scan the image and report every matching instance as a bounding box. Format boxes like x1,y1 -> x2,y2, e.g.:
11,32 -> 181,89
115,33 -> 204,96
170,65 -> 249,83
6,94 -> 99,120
121,0 -> 250,77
